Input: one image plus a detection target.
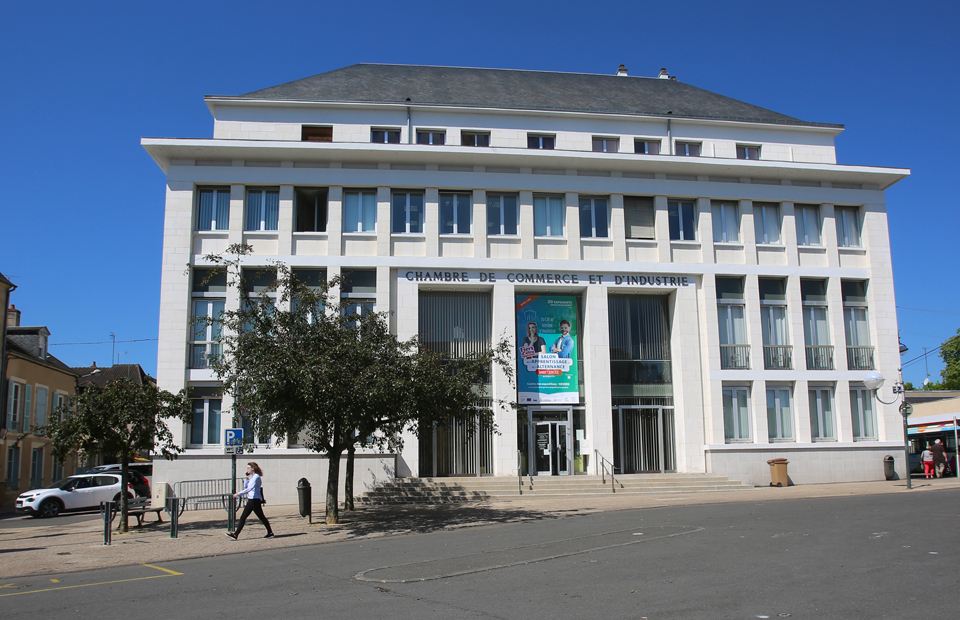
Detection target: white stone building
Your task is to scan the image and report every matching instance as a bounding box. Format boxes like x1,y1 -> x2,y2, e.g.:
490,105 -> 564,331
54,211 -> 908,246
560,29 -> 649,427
144,64 -> 909,502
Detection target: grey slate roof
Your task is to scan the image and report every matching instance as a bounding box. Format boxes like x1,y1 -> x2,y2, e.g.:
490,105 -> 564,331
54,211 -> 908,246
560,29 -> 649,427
5,337 -> 75,375
234,64 -> 841,129
71,364 -> 155,388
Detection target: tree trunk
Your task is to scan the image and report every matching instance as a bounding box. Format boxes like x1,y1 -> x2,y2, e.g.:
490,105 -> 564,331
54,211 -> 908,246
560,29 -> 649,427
119,451 -> 130,534
325,447 -> 343,524
344,443 -> 356,511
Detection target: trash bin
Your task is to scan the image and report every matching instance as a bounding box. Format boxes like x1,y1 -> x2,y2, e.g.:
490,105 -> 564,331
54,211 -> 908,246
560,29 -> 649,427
297,478 -> 311,518
767,458 -> 789,487
883,455 -> 896,480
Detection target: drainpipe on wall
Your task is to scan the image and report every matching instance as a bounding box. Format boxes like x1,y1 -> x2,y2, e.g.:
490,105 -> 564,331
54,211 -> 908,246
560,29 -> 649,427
0,282 -> 16,435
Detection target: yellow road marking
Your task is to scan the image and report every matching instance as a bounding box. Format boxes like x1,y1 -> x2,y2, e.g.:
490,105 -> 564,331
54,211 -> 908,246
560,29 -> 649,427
50,579 -> 59,583
141,563 -> 183,576
0,565 -> 183,598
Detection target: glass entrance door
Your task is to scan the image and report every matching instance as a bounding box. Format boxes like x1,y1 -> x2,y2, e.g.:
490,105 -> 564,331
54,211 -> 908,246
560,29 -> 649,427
532,420 -> 572,476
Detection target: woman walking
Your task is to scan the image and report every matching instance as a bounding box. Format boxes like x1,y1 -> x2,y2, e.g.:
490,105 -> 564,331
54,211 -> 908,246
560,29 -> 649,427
226,462 -> 274,540
921,445 -> 935,479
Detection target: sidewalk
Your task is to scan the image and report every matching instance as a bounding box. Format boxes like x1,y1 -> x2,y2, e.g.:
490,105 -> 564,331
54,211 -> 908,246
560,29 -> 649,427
2,477 -> 958,580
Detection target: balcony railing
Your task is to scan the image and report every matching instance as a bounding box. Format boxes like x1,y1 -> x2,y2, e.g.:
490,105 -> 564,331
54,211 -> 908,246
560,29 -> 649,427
720,344 -> 750,369
805,345 -> 834,370
846,346 -> 875,370
763,345 -> 793,370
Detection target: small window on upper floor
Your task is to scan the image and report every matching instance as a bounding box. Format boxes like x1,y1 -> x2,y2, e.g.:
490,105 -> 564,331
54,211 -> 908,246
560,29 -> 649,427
668,200 -> 697,241
534,195 -> 564,236
676,142 -> 700,157
579,197 -> 609,238
592,137 -> 619,153
527,134 -> 555,150
754,203 -> 781,245
634,139 -> 661,155
371,128 -> 401,144
712,201 -> 739,243
440,192 -> 472,235
623,196 -> 655,240
195,188 -> 230,231
416,130 -> 445,145
392,191 -> 425,234
301,125 -> 332,142
487,194 -> 518,235
836,206 -> 862,248
461,131 -> 490,147
295,187 -> 328,233
795,204 -> 822,246
737,144 -> 761,160
245,188 -> 279,231
343,190 -> 377,233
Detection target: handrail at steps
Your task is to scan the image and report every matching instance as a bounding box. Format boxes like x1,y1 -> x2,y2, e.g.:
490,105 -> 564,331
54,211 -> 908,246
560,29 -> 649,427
594,449 -> 620,493
517,449 -> 522,495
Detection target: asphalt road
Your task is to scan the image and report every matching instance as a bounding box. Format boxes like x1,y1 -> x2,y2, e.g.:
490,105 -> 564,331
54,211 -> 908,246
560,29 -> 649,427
0,511 -> 101,529
1,489 -> 956,619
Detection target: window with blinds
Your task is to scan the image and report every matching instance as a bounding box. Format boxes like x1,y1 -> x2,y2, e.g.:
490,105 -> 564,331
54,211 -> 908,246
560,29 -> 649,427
623,196 -> 655,240
418,292 -> 492,360
608,296 -> 672,397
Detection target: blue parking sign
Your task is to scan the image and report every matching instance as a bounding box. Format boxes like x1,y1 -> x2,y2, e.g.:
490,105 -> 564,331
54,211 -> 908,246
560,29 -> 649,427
225,428 -> 243,446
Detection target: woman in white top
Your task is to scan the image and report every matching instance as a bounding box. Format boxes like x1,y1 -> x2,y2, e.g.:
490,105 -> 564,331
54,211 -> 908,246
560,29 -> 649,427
226,462 -> 274,539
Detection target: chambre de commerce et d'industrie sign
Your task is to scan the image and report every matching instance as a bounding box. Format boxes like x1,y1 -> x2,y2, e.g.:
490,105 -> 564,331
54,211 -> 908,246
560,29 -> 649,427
402,270 -> 694,288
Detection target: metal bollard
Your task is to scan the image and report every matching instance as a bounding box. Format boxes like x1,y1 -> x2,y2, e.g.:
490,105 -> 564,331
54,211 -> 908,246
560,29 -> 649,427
227,495 -> 236,533
167,497 -> 180,538
100,501 -> 116,545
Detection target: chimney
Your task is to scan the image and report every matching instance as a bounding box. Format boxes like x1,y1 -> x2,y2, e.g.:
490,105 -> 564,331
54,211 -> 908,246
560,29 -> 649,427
658,68 -> 670,79
92,361 -> 97,367
616,64 -> 628,77
6,304 -> 20,327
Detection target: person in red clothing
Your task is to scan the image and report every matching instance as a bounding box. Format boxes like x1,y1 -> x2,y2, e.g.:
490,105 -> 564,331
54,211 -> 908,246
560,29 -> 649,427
921,445 -> 935,479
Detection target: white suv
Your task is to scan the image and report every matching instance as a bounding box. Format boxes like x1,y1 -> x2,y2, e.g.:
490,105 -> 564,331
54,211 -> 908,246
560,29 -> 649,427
15,473 -> 135,518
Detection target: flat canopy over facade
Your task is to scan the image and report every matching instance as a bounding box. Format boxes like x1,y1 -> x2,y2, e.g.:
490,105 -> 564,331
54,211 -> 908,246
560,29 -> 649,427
219,63 -> 841,129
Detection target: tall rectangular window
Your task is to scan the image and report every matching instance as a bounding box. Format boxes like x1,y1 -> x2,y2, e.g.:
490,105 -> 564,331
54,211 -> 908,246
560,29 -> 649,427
717,277 -> 748,369
191,398 -> 222,446
196,188 -> 230,231
579,197 -> 609,238
842,280 -> 873,370
244,188 -> 279,231
295,187 -> 328,233
416,130 -> 445,145
371,128 -> 401,143
760,278 -> 791,370
766,388 -> 793,441
850,387 -> 876,440
440,193 -> 472,235
527,134 -> 555,150
634,140 -> 660,155
487,194 -> 518,235
722,387 -> 750,442
712,201 -> 739,243
796,204 -> 821,246
461,131 -> 489,147
754,203 -> 781,244
534,196 -> 564,236
343,190 -> 377,233
6,381 -> 22,430
341,270 -> 377,329
802,279 -> 833,370
392,192 -> 424,234
668,200 -> 696,240
809,387 -> 835,440
191,268 -> 226,370
592,137 -> 619,153
624,196 -> 655,239
676,142 -> 700,157
836,206 -> 861,247
52,458 -> 63,483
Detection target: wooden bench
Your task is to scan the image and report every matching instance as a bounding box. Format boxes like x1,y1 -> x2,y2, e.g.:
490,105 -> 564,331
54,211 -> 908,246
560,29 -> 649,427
121,496 -> 164,528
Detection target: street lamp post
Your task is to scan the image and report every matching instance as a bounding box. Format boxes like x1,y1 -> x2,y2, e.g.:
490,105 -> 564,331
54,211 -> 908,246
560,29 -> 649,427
864,369 -> 911,489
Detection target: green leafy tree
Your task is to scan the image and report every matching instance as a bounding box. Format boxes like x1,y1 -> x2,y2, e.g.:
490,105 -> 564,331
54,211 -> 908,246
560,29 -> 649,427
936,329 -> 960,390
206,245 -> 513,524
45,379 -> 191,532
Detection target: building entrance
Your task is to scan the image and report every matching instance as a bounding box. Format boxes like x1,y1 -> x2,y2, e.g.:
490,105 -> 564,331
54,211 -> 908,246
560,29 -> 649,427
613,406 -> 676,473
526,408 -> 573,476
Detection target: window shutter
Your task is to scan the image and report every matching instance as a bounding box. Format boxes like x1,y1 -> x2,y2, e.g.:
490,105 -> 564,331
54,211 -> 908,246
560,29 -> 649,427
6,380 -> 13,428
624,197 -> 655,239
23,385 -> 32,432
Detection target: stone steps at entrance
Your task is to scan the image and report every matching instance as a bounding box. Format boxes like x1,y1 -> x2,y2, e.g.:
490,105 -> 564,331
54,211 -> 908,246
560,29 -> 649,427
359,474 -> 753,504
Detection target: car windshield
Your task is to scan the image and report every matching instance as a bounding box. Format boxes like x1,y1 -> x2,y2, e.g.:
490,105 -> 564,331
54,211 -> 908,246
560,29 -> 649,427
46,478 -> 78,490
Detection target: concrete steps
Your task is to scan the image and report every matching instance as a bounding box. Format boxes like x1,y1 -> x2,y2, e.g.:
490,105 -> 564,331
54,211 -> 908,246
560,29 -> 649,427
359,474 -> 753,504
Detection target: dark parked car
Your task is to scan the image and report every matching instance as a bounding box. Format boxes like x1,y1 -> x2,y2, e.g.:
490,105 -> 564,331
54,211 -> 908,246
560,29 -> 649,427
91,465 -> 150,497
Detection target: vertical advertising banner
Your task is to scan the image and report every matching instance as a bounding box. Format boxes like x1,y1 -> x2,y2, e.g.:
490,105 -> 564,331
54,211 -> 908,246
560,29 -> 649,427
516,295 -> 579,404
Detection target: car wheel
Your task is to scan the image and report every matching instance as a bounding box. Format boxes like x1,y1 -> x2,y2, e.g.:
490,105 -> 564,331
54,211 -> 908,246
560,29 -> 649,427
38,499 -> 62,518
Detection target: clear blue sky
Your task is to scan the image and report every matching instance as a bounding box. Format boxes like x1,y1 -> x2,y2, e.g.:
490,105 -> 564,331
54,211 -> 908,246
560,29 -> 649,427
2,0 -> 957,388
